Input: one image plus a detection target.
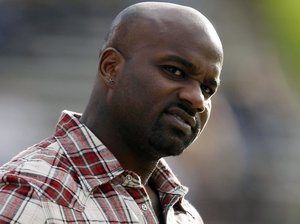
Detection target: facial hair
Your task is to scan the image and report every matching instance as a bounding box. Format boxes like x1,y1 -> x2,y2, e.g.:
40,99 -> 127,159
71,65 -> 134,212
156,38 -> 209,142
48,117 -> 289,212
148,101 -> 201,159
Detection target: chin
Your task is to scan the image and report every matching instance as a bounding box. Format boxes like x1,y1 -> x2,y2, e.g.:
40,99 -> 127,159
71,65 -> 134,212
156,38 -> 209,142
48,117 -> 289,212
148,117 -> 199,158
148,131 -> 195,158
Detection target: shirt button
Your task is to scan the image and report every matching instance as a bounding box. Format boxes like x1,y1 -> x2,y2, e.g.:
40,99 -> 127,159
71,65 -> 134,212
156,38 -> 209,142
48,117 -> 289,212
126,175 -> 133,181
141,203 -> 148,211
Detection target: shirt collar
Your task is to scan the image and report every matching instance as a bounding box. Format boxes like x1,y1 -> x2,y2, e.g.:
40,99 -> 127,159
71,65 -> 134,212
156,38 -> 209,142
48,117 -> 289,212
55,110 -> 124,193
152,159 -> 188,196
54,110 -> 188,198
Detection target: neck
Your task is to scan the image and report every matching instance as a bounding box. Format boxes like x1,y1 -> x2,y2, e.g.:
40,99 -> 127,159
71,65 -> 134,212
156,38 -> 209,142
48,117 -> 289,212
80,110 -> 159,185
113,148 -> 159,185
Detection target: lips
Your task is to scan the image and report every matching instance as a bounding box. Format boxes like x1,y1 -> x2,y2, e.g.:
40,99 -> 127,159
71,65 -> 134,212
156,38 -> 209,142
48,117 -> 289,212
165,106 -> 197,129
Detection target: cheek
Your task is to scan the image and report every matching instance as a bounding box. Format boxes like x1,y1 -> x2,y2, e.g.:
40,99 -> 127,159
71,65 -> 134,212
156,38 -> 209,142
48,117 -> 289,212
127,79 -> 166,110
115,80 -> 160,121
117,65 -> 177,117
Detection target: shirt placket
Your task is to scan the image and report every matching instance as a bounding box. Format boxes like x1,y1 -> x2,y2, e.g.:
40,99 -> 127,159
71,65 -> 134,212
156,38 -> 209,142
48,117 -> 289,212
122,173 -> 159,224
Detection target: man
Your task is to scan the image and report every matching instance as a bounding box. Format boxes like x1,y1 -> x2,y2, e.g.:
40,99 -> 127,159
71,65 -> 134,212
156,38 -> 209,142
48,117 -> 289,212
0,2 -> 223,223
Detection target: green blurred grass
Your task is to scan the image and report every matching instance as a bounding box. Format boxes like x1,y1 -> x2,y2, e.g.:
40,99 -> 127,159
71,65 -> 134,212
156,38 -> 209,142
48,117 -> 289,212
256,0 -> 300,95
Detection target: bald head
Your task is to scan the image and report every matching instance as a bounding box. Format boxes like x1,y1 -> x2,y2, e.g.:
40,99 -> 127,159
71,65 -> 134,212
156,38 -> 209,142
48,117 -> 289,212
82,2 -> 224,163
102,2 -> 223,61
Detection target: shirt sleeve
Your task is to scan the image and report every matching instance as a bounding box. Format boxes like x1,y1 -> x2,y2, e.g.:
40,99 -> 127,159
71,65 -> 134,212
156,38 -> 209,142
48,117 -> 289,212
0,175 -> 46,224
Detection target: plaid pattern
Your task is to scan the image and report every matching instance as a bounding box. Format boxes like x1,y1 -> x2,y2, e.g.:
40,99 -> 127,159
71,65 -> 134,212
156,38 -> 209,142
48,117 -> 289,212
0,110 -> 203,223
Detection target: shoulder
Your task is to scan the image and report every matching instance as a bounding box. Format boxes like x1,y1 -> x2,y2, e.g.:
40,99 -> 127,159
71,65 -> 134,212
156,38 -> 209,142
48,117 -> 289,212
0,137 -> 81,208
0,173 -> 46,223
0,137 -> 65,180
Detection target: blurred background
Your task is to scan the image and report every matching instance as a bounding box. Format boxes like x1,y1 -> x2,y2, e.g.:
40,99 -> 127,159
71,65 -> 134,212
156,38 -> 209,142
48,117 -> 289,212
0,0 -> 299,223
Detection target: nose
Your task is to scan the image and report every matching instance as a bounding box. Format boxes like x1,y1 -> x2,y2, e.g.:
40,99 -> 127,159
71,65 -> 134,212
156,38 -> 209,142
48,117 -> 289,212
177,81 -> 206,113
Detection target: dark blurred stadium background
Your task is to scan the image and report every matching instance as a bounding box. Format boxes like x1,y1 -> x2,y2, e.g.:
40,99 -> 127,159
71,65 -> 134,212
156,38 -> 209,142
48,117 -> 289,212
1,1 -> 299,223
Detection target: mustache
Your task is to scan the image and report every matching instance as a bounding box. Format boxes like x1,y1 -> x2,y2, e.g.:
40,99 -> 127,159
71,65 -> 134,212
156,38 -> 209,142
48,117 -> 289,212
172,101 -> 198,117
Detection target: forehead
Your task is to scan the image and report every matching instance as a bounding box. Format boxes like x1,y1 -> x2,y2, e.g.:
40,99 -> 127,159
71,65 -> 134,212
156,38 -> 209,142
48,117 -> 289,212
127,13 -> 223,67
131,25 -> 223,77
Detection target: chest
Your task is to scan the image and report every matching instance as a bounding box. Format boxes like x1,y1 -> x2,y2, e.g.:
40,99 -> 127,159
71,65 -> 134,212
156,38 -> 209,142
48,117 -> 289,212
41,183 -> 197,224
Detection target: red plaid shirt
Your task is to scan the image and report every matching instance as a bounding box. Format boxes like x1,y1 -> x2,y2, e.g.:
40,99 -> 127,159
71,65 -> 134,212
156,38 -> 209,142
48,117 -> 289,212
0,110 -> 202,223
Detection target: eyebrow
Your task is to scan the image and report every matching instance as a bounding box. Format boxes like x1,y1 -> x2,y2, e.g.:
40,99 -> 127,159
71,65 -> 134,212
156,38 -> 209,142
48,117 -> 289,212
161,55 -> 196,70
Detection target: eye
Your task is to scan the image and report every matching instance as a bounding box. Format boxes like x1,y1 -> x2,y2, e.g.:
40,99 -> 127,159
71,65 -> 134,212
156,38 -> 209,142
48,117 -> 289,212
162,66 -> 186,79
201,84 -> 214,96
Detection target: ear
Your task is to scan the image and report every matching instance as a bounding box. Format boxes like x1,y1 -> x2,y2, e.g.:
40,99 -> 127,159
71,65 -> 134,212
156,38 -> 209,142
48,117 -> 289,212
98,47 -> 124,87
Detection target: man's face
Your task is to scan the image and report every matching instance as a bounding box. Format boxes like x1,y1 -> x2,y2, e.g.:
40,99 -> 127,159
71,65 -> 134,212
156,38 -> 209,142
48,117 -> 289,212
108,23 -> 222,159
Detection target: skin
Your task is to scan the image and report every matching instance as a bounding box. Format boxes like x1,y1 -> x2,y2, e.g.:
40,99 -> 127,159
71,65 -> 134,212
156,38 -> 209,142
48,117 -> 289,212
80,2 -> 223,220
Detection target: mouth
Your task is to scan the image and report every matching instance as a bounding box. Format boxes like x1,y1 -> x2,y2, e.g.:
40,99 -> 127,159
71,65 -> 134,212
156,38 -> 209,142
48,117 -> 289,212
164,106 -> 197,133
